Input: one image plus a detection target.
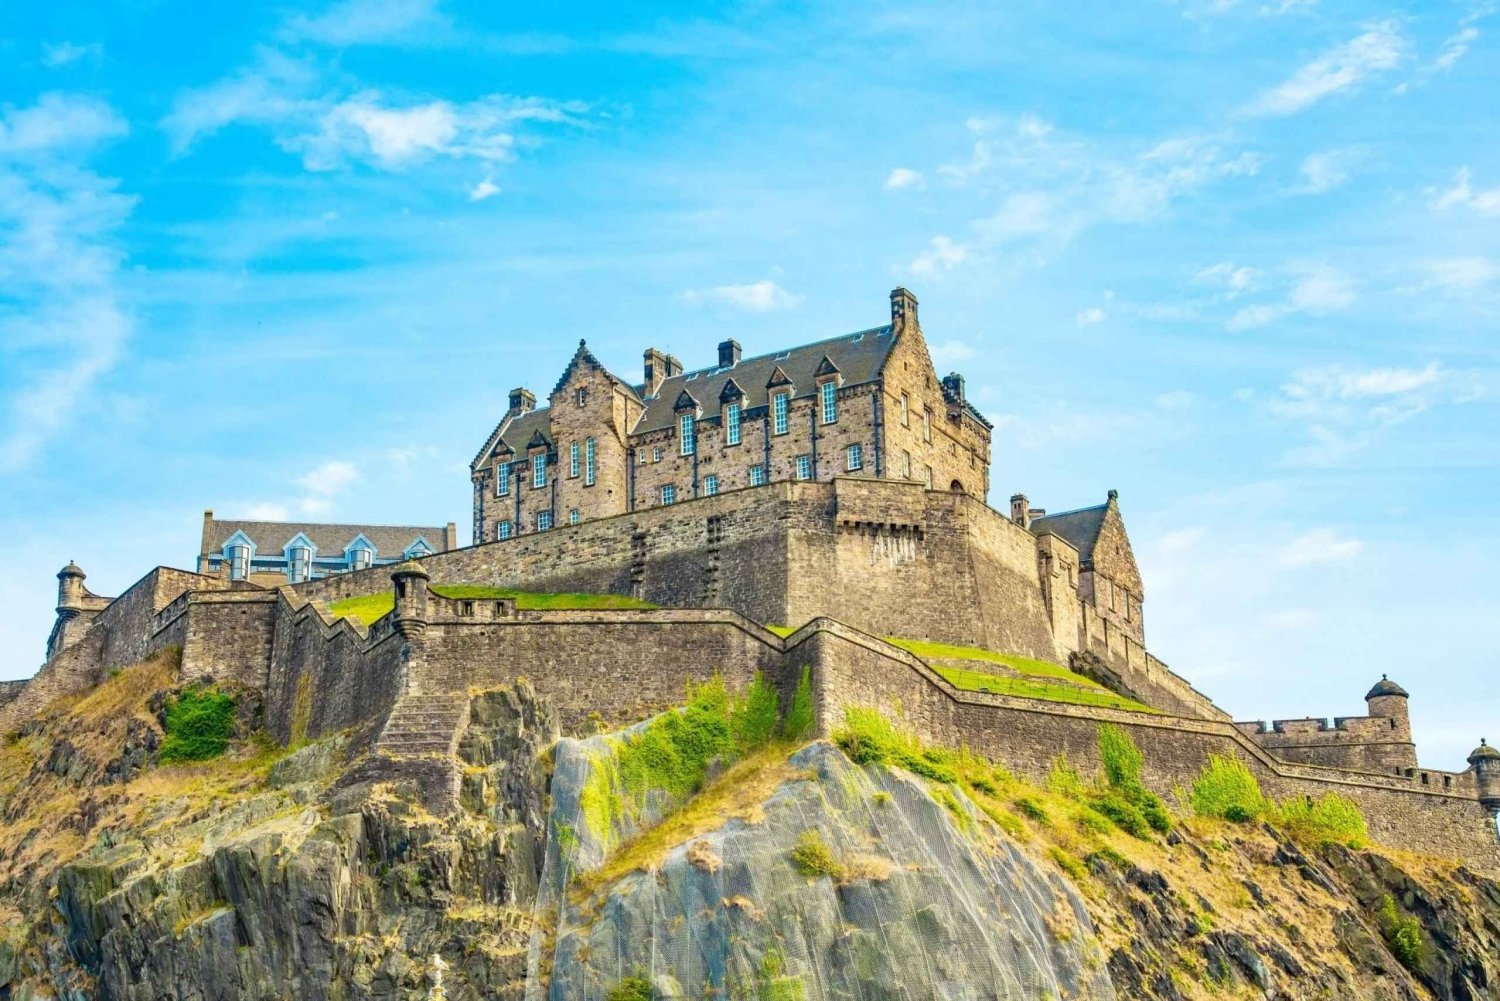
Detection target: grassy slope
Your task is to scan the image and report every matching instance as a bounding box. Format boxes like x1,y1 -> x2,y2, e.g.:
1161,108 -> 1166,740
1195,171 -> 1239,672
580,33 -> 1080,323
328,586 -> 658,626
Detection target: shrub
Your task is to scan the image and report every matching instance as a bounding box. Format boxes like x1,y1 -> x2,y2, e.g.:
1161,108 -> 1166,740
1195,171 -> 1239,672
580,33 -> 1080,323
1049,847 -> 1089,881
731,672 -> 780,752
1048,754 -> 1088,800
607,976 -> 655,1001
1013,796 -> 1049,824
1191,755 -> 1268,822
1275,793 -> 1368,849
782,667 -> 815,740
1074,807 -> 1113,836
1139,792 -> 1172,834
1091,790 -> 1152,839
790,830 -> 842,879
833,708 -> 958,784
159,685 -> 236,762
1378,895 -> 1423,971
1094,724 -> 1171,836
1099,724 -> 1145,794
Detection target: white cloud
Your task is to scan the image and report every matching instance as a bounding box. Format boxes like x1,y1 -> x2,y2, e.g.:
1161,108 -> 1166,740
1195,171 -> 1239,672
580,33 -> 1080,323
282,0 -> 450,46
1423,256 -> 1500,291
884,167 -> 924,191
1433,167 -> 1500,214
0,92 -> 127,154
928,340 -> 976,367
1075,306 -> 1107,327
1434,25 -> 1480,71
242,460 -> 363,517
1196,262 -> 1259,295
1276,528 -> 1364,567
680,280 -> 801,312
908,235 -> 968,276
1154,390 -> 1198,410
243,502 -> 292,521
1298,149 -> 1356,193
42,42 -> 103,68
468,175 -> 500,201
1246,21 -> 1405,116
1157,527 -> 1207,553
1226,264 -> 1354,330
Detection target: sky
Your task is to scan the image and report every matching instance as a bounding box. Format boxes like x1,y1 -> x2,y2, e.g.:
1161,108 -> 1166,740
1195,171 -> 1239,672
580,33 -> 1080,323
1,0 -> 1497,766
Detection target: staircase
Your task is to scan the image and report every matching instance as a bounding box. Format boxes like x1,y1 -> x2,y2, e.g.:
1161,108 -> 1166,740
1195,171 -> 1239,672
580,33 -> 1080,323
375,693 -> 470,758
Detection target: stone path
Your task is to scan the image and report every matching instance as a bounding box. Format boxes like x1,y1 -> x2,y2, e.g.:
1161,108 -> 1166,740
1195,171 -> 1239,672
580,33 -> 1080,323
376,693 -> 471,758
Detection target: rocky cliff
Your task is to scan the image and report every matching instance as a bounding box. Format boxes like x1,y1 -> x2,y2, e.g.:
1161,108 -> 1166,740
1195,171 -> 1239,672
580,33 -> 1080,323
2,657 -> 1499,1000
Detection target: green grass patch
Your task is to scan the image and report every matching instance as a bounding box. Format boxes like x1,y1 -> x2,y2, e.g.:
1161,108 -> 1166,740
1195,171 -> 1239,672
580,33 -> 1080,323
765,624 -> 798,638
1274,793 -> 1368,849
1378,895 -> 1423,971
328,585 -> 657,625
159,686 -> 236,763
884,638 -> 1097,685
783,666 -> 815,740
790,830 -> 842,879
1190,754 -> 1269,823
607,976 -> 655,1001
928,664 -> 1159,713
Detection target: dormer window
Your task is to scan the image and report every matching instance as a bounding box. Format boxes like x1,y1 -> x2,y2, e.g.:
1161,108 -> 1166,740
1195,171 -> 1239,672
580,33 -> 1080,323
405,539 -> 432,560
348,544 -> 373,571
287,546 -> 311,583
227,544 -> 249,580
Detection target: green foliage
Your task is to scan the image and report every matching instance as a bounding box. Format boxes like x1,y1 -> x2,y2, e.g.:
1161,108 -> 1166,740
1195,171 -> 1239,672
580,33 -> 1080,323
758,950 -> 806,1001
731,672 -> 780,752
1013,796 -> 1050,824
883,638 -> 1100,686
1074,807 -> 1113,836
159,685 -> 236,763
1089,724 -> 1171,837
1091,790 -> 1152,839
790,830 -> 842,879
1378,895 -> 1423,971
1048,754 -> 1089,800
1190,754 -> 1268,822
833,708 -> 958,783
1049,847 -> 1089,882
782,667 -> 815,741
1275,793 -> 1368,849
1098,724 -> 1145,792
607,976 -> 655,1001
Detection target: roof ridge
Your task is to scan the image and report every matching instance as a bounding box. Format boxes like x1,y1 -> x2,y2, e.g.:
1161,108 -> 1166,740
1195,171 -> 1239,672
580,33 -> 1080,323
215,518 -> 448,532
652,324 -> 893,391
1031,502 -> 1108,521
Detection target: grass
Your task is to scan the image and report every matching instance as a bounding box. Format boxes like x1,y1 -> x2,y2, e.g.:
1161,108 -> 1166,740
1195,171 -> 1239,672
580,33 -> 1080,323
929,665 -> 1159,714
1186,754 -> 1368,848
328,585 -> 658,626
882,638 -> 1097,686
159,686 -> 236,762
790,830 -> 842,879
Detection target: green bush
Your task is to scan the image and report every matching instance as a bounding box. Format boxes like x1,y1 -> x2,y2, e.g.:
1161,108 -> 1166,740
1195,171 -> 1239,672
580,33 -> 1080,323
159,685 -> 236,762
781,667 -> 815,741
731,672 -> 780,752
790,830 -> 842,879
833,708 -> 957,784
1013,796 -> 1049,824
1191,754 -> 1268,822
607,976 -> 655,1001
1093,724 -> 1170,836
1099,724 -> 1145,793
1091,790 -> 1152,839
1275,793 -> 1369,849
1047,754 -> 1088,800
1378,895 -> 1423,971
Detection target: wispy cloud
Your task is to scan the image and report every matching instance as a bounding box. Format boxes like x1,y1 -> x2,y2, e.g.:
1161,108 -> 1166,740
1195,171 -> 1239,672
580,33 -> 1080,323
1276,528 -> 1364,567
1076,306 -> 1107,327
282,0 -> 451,46
680,280 -> 801,312
1226,264 -> 1354,330
1297,149 -> 1358,193
1432,167 -> 1500,214
1195,262 -> 1260,297
907,235 -> 967,276
883,167 -> 924,191
468,174 -> 500,201
1246,21 -> 1405,116
41,41 -> 103,68
928,340 -> 976,367
1419,256 -> 1500,292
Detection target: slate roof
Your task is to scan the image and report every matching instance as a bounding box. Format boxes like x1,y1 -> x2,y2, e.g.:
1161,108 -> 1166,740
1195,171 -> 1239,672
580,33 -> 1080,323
1366,676 -> 1410,699
1028,504 -> 1109,562
473,407 -> 554,468
204,519 -> 449,559
631,325 -> 898,434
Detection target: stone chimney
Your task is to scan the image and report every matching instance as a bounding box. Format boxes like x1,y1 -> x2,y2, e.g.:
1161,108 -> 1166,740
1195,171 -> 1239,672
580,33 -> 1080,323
718,339 -> 742,368
890,287 -> 919,336
1010,494 -> 1031,529
941,372 -> 965,405
508,387 -> 536,415
643,348 -> 683,397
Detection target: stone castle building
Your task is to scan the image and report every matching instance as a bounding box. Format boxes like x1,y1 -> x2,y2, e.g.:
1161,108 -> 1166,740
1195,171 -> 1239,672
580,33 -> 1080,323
197,512 -> 457,585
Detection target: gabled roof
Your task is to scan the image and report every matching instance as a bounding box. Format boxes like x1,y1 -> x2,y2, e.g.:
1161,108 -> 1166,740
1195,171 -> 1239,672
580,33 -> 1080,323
550,339 -> 643,403
1028,504 -> 1109,562
203,519 -> 451,559
632,324 -> 897,434
473,406 -> 553,468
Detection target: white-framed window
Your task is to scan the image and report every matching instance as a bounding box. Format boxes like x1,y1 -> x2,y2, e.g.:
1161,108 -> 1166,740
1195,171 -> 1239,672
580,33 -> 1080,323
846,444 -> 863,471
287,546 -> 311,583
575,386 -> 587,407
679,413 -> 696,455
902,450 -> 911,478
349,547 -> 372,571
570,441 -> 580,478
585,437 -> 596,485
497,519 -> 512,540
496,462 -> 511,496
638,450 -> 647,465
704,474 -> 718,496
227,544 -> 249,580
750,464 -> 766,486
922,408 -> 932,443
538,510 -> 553,531
532,453 -> 546,488
661,484 -> 676,505
820,381 -> 837,424
900,392 -> 910,427
924,464 -> 933,489
569,509 -> 581,525
772,392 -> 789,435
725,402 -> 742,445
795,455 -> 812,480
652,447 -> 662,463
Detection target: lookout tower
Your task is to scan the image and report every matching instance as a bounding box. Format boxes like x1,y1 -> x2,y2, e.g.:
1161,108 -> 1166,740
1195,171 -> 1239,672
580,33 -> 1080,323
391,560 -> 431,640
1469,740 -> 1500,819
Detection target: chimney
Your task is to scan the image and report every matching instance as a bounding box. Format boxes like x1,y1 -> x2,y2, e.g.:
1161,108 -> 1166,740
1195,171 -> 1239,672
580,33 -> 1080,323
508,387 -> 536,415
643,348 -> 683,397
941,372 -> 965,405
718,339 -> 742,368
890,287 -> 919,336
1010,494 -> 1031,529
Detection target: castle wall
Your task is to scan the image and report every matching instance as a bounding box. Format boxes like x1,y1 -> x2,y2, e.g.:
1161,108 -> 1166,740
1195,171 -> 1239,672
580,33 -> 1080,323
1239,715 -> 1419,775
176,592 -> 279,690
1078,604 -> 1226,721
800,619 -> 1499,872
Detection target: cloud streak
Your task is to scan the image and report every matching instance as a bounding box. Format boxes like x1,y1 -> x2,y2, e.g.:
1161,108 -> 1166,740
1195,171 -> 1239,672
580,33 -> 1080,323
1246,21 -> 1404,116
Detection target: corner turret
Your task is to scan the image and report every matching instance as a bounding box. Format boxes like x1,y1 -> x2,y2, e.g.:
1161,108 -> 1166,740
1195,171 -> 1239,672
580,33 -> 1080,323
391,560 -> 430,639
1468,740 -> 1500,818
57,561 -> 86,613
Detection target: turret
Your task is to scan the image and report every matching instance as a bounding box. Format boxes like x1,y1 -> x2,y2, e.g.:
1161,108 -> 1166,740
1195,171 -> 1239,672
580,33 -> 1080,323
391,560 -> 430,639
57,561 -> 86,614
1010,494 -> 1030,530
1467,740 -> 1500,817
1365,675 -> 1411,736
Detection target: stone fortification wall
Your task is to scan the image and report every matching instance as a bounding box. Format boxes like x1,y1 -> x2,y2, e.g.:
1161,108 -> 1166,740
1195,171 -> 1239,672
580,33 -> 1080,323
1237,715 -> 1419,775
1077,603 -> 1226,721
798,618 -> 1499,872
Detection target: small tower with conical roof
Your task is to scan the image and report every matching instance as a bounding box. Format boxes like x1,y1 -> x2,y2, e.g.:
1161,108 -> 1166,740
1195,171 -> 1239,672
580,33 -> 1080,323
391,560 -> 431,640
1468,740 -> 1500,819
46,562 -> 91,659
1364,675 -> 1417,771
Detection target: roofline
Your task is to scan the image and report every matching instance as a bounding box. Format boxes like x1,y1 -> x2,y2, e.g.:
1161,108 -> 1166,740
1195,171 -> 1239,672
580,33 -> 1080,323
632,324 -> 894,400
1030,502 -> 1108,523
205,517 -> 452,533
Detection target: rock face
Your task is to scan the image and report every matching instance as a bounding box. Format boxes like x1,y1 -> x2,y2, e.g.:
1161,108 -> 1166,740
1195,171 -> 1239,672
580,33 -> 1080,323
4,675 -> 1500,1001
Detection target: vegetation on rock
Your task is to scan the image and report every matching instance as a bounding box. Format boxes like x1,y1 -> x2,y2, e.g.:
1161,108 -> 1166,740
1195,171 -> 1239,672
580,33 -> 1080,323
159,684 -> 236,762
790,830 -> 842,879
1188,753 -> 1368,848
1378,894 -> 1424,971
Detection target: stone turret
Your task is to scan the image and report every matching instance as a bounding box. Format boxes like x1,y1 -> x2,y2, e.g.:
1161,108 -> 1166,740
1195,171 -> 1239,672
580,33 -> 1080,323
1365,675 -> 1411,735
1468,740 -> 1500,818
57,561 -> 86,614
391,560 -> 430,639
46,561 -> 91,660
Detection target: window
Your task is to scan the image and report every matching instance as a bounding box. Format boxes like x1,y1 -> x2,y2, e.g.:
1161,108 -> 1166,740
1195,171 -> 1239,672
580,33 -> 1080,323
638,450 -> 647,465
924,465 -> 933,489
227,544 -> 249,580
652,447 -> 662,463
902,450 -> 911,478
750,464 -> 766,486
661,484 -> 676,505
532,453 -> 546,488
569,509 -> 581,525
349,547 -> 372,571
575,386 -> 587,407
288,546 -> 311,583
498,520 -> 512,540
679,413 -> 696,455
922,408 -> 932,443
585,437 -> 596,485
820,381 -> 837,424
900,392 -> 910,426
795,455 -> 812,480
496,462 -> 511,496
725,402 -> 742,445
704,474 -> 718,496
772,392 -> 789,435
846,444 -> 863,471
570,441 -> 580,478
538,511 -> 553,531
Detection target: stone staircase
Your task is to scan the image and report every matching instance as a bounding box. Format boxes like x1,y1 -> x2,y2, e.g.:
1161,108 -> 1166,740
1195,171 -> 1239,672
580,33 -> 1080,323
375,693 -> 471,758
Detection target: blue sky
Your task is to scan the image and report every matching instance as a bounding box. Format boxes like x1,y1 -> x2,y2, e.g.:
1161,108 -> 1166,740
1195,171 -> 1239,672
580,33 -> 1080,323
2,1 -> 1496,764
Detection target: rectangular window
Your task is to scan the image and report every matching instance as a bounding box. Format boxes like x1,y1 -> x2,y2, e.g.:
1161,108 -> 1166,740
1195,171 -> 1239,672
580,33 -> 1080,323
924,465 -> 933,489
679,413 -> 695,455
902,450 -> 911,478
772,392 -> 789,435
820,381 -> 837,424
900,392 -> 910,427
795,455 -> 812,480
638,450 -> 647,465
703,474 -> 718,496
287,547 -> 310,583
923,408 -> 932,443
570,441 -> 580,478
585,437 -> 596,485
228,545 -> 249,580
750,464 -> 766,486
846,444 -> 863,471
652,447 -> 662,463
349,548 -> 372,571
569,509 -> 580,525
496,462 -> 511,496
661,484 -> 676,505
725,402 -> 742,445
498,520 -> 512,540
538,510 -> 553,531
532,453 -> 546,488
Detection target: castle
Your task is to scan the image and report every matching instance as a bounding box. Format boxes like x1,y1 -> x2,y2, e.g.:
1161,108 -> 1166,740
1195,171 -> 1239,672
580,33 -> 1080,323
4,287 -> 1498,872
